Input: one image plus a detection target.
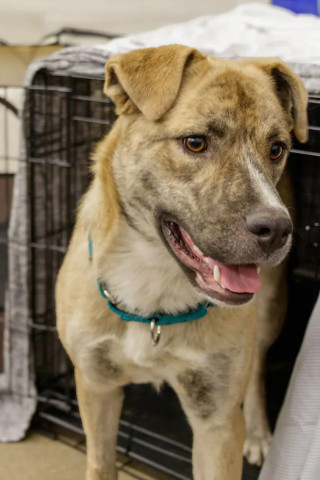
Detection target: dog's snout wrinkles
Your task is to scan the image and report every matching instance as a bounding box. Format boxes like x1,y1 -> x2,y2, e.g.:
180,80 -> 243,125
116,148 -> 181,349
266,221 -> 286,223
246,209 -> 293,253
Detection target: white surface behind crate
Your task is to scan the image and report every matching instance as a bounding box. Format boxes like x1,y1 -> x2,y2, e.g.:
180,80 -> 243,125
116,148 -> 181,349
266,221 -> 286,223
0,0 -> 267,44
0,88 -> 23,174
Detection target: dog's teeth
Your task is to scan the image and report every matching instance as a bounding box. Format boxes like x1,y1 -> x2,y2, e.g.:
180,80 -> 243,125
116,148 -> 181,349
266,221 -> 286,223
257,266 -> 261,274
184,231 -> 191,242
221,283 -> 226,289
194,246 -> 202,256
204,256 -> 210,264
213,265 -> 221,283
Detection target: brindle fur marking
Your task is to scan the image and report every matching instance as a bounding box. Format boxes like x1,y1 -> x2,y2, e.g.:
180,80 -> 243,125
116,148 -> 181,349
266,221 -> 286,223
92,343 -> 122,379
178,369 -> 217,419
178,353 -> 231,419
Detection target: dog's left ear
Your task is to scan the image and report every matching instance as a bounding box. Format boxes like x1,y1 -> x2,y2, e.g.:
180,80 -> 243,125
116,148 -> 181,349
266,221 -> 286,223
104,45 -> 206,121
251,58 -> 308,143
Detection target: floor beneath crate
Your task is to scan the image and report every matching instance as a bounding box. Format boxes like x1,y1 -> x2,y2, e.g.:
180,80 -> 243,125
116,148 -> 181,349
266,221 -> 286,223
0,430 -> 261,480
0,431 -> 171,480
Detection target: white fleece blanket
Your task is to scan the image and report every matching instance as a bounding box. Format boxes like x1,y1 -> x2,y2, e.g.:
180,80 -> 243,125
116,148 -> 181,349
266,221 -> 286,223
97,3 -> 320,65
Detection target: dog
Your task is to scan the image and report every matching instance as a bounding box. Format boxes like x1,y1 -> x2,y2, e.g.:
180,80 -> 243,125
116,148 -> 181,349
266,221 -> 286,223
55,45 -> 308,480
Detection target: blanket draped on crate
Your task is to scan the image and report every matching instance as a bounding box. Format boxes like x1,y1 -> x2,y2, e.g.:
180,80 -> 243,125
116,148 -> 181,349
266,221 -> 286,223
0,7 -> 319,480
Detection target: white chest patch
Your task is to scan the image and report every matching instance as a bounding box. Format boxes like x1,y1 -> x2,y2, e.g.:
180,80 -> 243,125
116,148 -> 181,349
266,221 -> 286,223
96,220 -> 204,317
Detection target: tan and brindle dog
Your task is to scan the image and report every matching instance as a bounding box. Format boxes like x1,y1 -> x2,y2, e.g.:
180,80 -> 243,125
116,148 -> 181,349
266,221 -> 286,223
56,45 -> 308,480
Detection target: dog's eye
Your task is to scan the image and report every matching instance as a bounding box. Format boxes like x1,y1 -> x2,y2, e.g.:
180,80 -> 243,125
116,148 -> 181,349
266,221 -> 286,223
183,136 -> 207,153
270,143 -> 284,161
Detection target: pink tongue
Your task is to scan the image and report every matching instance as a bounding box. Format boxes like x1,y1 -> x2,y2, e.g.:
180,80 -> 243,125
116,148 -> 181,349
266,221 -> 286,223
211,260 -> 261,294
180,227 -> 261,294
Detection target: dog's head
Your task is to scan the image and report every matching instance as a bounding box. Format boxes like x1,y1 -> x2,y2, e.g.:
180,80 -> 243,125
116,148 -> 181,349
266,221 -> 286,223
104,45 -> 308,306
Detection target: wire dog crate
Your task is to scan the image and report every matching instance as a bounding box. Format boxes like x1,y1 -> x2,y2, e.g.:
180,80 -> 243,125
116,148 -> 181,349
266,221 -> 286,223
1,70 -> 320,480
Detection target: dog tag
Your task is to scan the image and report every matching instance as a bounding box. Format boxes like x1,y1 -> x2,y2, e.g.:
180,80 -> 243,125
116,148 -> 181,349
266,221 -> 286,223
150,319 -> 161,346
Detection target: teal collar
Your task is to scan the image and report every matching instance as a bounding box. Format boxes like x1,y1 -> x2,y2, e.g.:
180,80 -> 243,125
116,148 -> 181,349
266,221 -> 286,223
89,234 -> 215,327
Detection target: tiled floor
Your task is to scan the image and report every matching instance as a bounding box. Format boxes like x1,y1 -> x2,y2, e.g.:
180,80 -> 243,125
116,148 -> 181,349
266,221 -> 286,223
0,431 -> 171,480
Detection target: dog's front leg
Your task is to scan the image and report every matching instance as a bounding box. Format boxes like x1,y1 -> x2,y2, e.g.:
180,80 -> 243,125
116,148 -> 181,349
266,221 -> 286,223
188,405 -> 244,480
75,368 -> 124,480
244,264 -> 287,466
171,369 -> 246,480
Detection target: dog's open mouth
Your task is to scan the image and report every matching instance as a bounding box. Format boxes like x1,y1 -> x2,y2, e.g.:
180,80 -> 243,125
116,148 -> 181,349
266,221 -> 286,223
162,220 -> 261,305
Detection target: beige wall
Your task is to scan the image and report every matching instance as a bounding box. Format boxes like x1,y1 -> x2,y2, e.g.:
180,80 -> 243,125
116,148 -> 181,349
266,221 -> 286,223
0,0 -> 268,44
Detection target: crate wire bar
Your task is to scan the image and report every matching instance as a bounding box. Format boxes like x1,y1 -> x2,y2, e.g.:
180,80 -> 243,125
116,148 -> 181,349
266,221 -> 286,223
0,69 -> 319,480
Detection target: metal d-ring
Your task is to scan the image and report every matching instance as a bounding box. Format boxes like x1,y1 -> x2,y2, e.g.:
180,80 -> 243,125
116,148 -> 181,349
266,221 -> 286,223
150,319 -> 161,346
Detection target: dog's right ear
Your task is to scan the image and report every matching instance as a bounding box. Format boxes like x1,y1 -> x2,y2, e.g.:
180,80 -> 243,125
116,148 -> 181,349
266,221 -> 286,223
104,45 -> 206,121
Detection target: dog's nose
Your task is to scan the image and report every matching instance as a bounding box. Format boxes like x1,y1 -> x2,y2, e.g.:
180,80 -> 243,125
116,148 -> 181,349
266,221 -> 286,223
246,209 -> 293,253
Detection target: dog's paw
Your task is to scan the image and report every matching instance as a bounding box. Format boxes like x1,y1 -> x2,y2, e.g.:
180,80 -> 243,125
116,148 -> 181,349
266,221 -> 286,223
243,431 -> 272,467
